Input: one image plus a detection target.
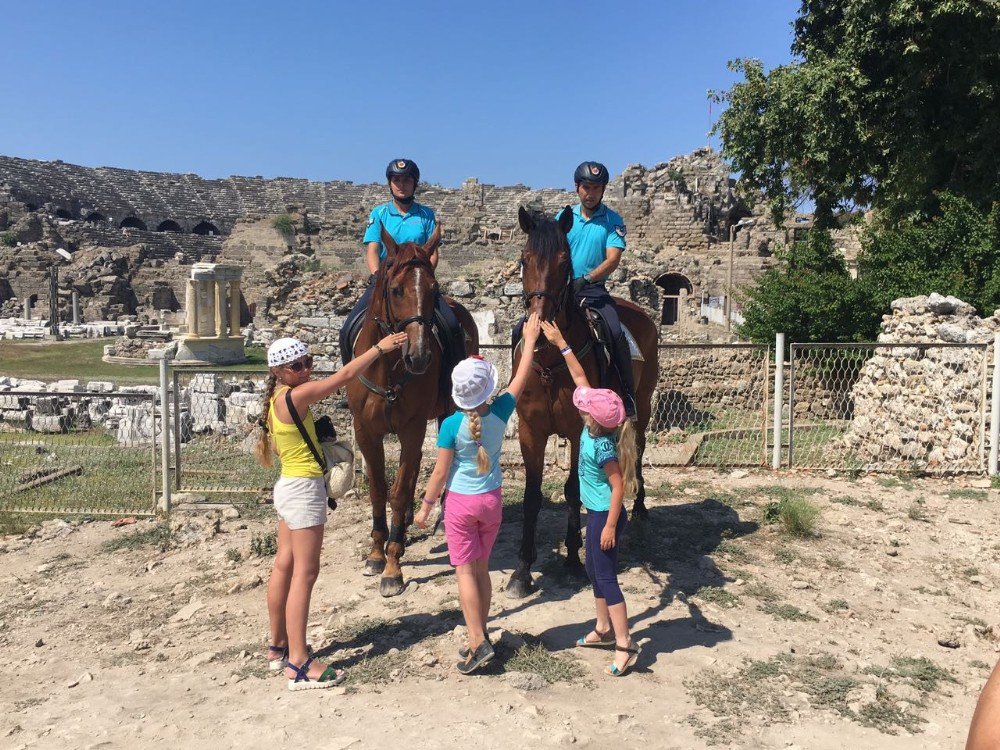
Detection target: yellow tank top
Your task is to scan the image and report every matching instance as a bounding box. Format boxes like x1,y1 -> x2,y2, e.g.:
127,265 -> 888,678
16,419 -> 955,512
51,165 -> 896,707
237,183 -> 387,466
268,386 -> 324,478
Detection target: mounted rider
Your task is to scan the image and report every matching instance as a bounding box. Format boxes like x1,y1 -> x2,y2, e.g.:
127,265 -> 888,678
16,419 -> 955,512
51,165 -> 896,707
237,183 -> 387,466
339,158 -> 466,378
514,161 -> 638,419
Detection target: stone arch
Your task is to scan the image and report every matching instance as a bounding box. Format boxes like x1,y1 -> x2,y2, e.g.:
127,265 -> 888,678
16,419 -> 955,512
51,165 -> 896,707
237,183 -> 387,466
156,219 -> 182,233
120,217 -> 147,231
84,211 -> 106,223
654,272 -> 694,326
192,220 -> 219,236
55,208 -> 73,219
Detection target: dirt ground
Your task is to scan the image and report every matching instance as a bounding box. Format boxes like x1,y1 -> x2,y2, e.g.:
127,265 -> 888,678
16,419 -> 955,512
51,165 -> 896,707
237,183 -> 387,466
1,468 -> 997,749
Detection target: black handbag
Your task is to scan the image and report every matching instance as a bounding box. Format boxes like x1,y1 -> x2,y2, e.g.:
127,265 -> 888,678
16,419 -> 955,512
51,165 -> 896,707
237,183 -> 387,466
285,389 -> 337,511
314,415 -> 337,442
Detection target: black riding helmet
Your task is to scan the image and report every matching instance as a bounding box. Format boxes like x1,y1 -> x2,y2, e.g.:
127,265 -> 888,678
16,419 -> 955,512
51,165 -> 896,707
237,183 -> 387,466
574,161 -> 609,186
386,158 -> 420,184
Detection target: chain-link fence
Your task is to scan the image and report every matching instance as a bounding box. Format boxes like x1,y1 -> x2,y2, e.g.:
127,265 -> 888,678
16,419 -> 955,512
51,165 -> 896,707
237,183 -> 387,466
788,343 -> 990,473
647,343 -> 772,467
0,388 -> 159,515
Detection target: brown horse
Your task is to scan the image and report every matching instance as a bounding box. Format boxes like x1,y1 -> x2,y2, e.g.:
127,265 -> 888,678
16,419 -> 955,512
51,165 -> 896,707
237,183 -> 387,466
346,226 -> 478,597
506,206 -> 659,598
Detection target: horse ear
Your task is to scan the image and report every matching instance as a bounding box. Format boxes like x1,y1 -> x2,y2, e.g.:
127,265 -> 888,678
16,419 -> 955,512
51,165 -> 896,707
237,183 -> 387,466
380,224 -> 398,256
518,206 -> 535,234
422,224 -> 442,254
557,206 -> 574,234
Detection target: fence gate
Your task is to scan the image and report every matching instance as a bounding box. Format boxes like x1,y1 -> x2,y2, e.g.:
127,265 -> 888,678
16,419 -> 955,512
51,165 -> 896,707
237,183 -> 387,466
788,342 -> 990,473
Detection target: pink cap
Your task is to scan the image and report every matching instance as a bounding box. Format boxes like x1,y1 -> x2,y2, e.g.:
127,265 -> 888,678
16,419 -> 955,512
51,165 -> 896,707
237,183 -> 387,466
572,387 -> 625,429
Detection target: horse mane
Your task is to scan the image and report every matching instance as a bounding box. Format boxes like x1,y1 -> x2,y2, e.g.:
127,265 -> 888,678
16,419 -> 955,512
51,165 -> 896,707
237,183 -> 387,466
524,212 -> 570,265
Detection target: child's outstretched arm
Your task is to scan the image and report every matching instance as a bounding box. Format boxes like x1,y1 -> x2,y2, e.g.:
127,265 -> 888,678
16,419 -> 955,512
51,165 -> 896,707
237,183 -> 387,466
539,320 -> 591,389
292,331 -> 408,409
414,448 -> 454,528
504,312 -> 541,401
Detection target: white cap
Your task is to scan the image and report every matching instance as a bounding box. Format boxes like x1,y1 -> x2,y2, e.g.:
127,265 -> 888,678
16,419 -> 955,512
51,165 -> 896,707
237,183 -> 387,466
451,356 -> 499,410
267,337 -> 309,367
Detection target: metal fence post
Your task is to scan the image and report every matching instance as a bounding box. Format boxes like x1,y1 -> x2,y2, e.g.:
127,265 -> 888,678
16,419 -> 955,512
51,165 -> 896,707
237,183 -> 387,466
990,333 -> 1000,476
150,345 -> 175,514
772,333 -> 785,470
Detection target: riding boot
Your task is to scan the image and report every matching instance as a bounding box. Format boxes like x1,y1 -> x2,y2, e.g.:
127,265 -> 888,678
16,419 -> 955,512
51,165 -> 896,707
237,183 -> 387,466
613,332 -> 638,419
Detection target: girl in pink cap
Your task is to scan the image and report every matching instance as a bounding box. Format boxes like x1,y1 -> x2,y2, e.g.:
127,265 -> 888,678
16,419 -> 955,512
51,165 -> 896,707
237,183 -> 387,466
415,313 -> 541,674
540,320 -> 641,677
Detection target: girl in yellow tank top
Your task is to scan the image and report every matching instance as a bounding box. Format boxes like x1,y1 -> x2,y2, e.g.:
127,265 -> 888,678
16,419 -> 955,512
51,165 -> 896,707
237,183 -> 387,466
254,332 -> 406,691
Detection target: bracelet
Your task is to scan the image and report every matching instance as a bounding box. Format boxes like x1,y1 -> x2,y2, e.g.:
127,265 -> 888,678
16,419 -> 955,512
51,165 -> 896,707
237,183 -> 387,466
560,346 -> 572,356
373,344 -> 384,357
421,497 -> 435,506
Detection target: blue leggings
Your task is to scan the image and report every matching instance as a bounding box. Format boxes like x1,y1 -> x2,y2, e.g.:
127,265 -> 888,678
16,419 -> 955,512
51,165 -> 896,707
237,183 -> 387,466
584,508 -> 627,606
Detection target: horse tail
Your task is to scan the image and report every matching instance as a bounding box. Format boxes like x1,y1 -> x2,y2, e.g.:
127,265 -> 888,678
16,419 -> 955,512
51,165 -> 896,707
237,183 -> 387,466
254,374 -> 278,468
466,410 -> 491,475
616,420 -> 639,499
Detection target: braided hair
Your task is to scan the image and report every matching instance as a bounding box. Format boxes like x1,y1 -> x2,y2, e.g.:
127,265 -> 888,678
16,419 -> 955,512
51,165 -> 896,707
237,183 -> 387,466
254,373 -> 278,468
465,409 -> 491,475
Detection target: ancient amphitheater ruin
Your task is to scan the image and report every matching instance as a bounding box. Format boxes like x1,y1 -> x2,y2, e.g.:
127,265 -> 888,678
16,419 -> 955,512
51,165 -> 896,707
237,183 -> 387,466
0,149 -> 859,349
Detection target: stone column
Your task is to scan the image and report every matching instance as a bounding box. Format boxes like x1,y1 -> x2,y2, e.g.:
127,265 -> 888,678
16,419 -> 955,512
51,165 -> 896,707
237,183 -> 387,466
214,280 -> 227,337
185,280 -> 199,337
23,297 -> 31,321
72,291 -> 81,324
228,280 -> 241,337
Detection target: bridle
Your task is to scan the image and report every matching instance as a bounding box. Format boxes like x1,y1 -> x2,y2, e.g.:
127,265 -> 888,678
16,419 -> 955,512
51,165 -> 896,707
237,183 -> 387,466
521,254 -> 572,318
373,255 -> 436,335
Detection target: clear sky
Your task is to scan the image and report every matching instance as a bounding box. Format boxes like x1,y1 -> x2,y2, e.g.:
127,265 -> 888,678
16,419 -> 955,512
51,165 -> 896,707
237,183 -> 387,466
1,1 -> 798,189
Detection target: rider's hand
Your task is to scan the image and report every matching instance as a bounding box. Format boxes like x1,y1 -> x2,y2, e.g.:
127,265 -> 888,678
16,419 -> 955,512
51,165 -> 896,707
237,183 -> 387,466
522,312 -> 541,345
539,320 -> 567,348
571,276 -> 589,295
377,332 -> 408,353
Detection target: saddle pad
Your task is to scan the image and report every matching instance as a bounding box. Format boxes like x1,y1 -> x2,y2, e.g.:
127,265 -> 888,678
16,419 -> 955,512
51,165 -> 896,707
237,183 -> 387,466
623,326 -> 643,362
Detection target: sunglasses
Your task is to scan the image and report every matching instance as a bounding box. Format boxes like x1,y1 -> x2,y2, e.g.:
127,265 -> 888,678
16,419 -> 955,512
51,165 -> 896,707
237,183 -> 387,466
284,356 -> 313,372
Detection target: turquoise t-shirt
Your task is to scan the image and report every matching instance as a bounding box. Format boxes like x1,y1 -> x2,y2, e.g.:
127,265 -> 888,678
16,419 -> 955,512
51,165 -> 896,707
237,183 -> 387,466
578,427 -> 618,511
556,203 -> 627,279
437,393 -> 516,494
362,201 -> 437,260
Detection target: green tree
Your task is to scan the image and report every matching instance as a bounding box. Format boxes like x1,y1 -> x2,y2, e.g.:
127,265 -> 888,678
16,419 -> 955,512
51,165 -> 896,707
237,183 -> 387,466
714,0 -> 1000,227
857,192 -> 1000,316
737,230 -> 879,344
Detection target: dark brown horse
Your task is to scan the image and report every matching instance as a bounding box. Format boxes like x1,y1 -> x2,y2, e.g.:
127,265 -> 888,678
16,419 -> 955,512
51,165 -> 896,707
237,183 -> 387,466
506,206 -> 659,598
346,226 -> 478,596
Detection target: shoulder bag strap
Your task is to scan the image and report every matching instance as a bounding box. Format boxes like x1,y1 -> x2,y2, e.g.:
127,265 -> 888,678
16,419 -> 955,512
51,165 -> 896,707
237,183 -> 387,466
285,388 -> 327,472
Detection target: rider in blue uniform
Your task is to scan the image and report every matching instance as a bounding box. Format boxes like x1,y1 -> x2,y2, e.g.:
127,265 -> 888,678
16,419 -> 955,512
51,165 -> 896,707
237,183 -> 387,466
514,161 -> 637,418
338,159 -> 464,371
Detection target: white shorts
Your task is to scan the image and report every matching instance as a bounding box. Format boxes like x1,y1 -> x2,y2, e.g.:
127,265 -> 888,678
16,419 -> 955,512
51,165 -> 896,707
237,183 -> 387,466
273,476 -> 327,530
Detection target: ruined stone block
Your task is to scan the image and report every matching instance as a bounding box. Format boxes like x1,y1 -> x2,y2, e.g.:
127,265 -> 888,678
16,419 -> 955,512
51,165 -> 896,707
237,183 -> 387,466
32,414 -> 67,433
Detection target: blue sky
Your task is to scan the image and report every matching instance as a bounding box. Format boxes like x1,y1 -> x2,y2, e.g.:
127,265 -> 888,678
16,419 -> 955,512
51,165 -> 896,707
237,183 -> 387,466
1,1 -> 798,188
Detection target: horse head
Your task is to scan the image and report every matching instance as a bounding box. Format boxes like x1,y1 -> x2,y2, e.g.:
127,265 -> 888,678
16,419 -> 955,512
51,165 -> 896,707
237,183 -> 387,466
517,205 -> 574,323
375,224 -> 441,374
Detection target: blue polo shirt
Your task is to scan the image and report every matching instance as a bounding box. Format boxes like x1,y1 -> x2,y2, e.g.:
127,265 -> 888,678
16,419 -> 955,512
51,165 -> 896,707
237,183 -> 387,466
362,201 -> 437,260
556,204 -> 627,279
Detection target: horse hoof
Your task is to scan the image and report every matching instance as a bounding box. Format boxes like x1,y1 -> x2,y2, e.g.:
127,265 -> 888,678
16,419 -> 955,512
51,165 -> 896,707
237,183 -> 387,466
380,575 -> 405,597
504,573 -> 536,600
363,559 -> 386,577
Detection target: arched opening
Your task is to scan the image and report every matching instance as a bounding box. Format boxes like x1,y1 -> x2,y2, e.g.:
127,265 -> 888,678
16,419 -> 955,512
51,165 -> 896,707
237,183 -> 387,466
55,208 -> 73,220
84,212 -> 106,223
192,220 -> 219,236
150,285 -> 179,312
120,217 -> 147,231
654,272 -> 694,326
156,219 -> 182,233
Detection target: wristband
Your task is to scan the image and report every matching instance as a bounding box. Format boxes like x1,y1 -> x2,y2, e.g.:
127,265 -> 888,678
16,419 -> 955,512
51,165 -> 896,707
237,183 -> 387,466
421,497 -> 436,506
560,346 -> 572,356
583,273 -> 594,284
373,343 -> 384,357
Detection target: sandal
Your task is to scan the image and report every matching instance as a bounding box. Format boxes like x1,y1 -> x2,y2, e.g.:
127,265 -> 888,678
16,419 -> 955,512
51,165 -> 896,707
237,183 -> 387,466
575,628 -> 615,648
458,635 -> 492,659
606,642 -> 641,677
286,657 -> 346,691
267,643 -> 313,672
456,640 -> 495,675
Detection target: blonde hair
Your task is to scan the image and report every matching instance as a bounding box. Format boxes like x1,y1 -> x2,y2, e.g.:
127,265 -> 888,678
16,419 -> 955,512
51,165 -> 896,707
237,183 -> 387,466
465,409 -> 491,475
254,373 -> 279,468
590,418 -> 638,499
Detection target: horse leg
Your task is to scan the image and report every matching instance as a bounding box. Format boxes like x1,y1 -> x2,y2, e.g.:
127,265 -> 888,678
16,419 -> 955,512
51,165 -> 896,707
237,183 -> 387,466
633,363 -> 651,520
563,434 -> 585,575
381,420 -> 424,597
506,428 -> 547,599
355,427 -> 389,576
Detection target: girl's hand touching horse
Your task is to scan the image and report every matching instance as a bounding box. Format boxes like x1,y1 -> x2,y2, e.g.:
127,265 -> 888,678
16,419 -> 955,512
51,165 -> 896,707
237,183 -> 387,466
376,332 -> 408,353
539,319 -> 567,349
